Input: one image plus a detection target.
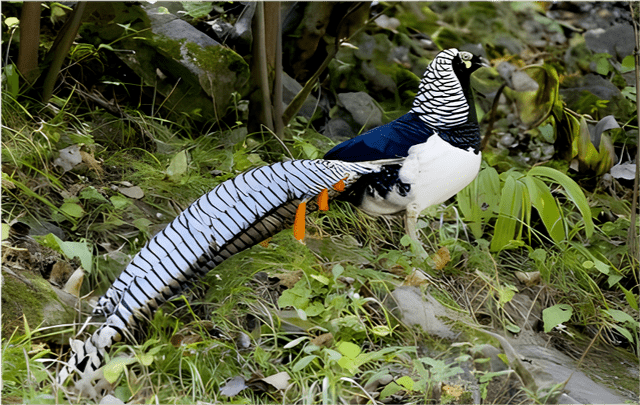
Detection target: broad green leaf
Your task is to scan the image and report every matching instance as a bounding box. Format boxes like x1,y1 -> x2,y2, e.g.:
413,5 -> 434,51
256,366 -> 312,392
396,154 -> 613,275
292,355 -> 317,373
607,273 -> 623,288
621,55 -> 635,73
331,264 -> 344,281
40,233 -> 93,272
337,341 -> 361,359
595,57 -> 611,75
604,309 -> 637,325
612,325 -> 634,344
103,357 -> 136,383
523,176 -> 564,243
1,223 -> 10,241
110,195 -> 130,210
542,304 -> 573,333
166,150 -> 188,181
304,301 -> 324,317
491,175 -> 522,251
379,382 -> 403,400
457,165 -> 500,239
620,285 -> 639,311
181,1 -> 214,18
4,17 -> 19,28
527,166 -> 594,237
371,325 -> 392,337
60,202 -> 85,218
396,376 -> 415,391
577,116 -> 599,169
79,186 -> 108,203
310,274 -> 330,285
3,64 -> 19,98
508,64 -> 560,127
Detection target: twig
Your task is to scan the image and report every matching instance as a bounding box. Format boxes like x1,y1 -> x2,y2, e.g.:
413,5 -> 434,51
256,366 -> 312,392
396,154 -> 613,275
41,2 -> 87,103
255,3 -> 275,132
282,4 -> 389,125
481,83 -> 506,150
629,3 -> 639,263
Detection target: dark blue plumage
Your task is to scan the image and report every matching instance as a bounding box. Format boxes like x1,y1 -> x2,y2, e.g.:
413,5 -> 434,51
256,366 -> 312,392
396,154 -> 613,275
324,112 -> 481,162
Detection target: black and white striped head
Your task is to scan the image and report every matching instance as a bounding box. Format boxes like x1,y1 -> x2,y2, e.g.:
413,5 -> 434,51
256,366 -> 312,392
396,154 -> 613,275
411,48 -> 485,128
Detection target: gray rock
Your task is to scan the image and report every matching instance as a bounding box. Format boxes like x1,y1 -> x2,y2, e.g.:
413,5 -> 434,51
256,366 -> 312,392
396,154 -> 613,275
114,3 -> 250,123
584,25 -> 635,60
386,286 -> 456,339
322,118 -> 355,142
337,92 -> 383,131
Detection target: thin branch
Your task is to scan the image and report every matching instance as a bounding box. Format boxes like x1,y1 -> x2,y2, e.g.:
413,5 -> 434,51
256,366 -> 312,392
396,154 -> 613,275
271,2 -> 284,138
255,2 -> 274,132
41,2 -> 87,103
629,3 -> 639,263
283,3 -> 388,126
481,83 -> 506,150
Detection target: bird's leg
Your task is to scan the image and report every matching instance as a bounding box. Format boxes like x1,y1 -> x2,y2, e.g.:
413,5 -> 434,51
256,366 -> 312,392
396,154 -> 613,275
405,202 -> 420,241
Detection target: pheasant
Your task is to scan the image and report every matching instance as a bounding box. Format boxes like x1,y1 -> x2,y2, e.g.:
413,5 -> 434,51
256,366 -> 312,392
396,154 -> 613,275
57,48 -> 486,397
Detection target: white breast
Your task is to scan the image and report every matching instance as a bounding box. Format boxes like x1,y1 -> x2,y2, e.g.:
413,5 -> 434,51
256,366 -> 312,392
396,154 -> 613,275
359,135 -> 481,216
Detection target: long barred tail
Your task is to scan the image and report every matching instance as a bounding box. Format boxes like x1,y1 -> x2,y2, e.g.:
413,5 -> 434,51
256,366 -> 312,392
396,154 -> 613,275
57,159 -> 380,394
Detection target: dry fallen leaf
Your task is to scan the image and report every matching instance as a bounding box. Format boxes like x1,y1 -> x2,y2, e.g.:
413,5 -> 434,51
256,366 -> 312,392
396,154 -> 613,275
310,332 -> 333,347
260,371 -> 290,391
432,246 -> 450,270
220,376 -> 247,397
118,186 -> 144,199
54,144 -> 82,172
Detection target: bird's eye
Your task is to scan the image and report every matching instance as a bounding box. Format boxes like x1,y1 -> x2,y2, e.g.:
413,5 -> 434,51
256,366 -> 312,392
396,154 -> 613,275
459,51 -> 473,61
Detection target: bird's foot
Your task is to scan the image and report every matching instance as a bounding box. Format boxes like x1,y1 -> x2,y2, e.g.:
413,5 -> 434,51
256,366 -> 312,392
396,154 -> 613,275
405,203 -> 420,241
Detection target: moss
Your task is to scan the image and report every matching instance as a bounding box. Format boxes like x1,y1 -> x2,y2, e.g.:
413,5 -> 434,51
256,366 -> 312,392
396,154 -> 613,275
1,270 -> 74,338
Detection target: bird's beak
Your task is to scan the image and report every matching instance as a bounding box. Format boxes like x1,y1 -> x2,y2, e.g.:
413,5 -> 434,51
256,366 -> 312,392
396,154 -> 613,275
479,57 -> 490,68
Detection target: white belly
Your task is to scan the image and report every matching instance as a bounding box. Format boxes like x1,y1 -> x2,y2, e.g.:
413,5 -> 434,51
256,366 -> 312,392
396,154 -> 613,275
359,135 -> 481,215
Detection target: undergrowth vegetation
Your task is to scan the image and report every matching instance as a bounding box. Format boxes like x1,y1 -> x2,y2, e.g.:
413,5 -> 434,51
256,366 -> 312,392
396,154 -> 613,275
1,1 -> 639,404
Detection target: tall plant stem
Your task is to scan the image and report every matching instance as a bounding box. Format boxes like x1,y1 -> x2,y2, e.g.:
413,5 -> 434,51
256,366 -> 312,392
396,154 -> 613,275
629,3 -> 639,263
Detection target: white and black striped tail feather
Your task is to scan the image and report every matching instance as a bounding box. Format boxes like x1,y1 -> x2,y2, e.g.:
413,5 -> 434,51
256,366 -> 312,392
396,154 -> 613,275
58,159 -> 382,393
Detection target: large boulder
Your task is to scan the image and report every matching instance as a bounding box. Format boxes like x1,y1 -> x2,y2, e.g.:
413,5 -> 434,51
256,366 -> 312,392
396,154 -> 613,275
91,3 -> 251,123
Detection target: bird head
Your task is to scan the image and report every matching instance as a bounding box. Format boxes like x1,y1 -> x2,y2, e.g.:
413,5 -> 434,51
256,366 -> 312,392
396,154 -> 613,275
411,48 -> 488,128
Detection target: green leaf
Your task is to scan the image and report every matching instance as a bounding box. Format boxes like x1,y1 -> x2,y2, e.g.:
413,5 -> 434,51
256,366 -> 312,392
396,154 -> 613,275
79,186 -> 108,203
337,341 -> 361,359
1,223 -> 10,241
611,324 -> 634,344
181,1 -> 214,18
508,64 -> 560,126
396,376 -> 415,391
110,195 -> 130,210
620,285 -> 639,311
103,357 -> 136,383
331,264 -> 344,281
3,64 -> 20,98
542,304 -> 573,333
39,233 -> 93,272
523,176 -> 564,243
379,382 -> 403,400
291,355 -> 317,373
457,165 -> 500,239
60,202 -> 85,218
371,325 -> 392,337
595,57 -> 611,75
527,166 -> 594,238
604,309 -> 637,325
166,150 -> 188,181
491,175 -> 522,251
497,285 -> 517,305
4,17 -> 20,28
304,301 -> 324,317
621,55 -> 635,73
